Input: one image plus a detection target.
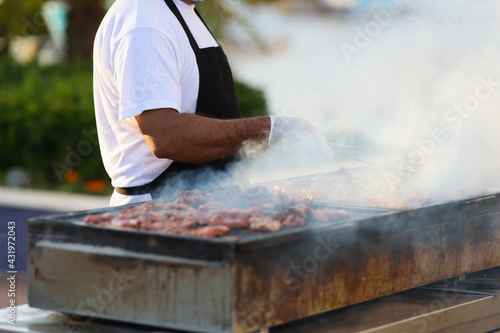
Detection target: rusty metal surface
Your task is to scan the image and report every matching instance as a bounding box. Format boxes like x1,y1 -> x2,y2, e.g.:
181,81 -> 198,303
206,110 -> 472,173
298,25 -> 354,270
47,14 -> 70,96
28,193 -> 500,332
233,194 -> 500,331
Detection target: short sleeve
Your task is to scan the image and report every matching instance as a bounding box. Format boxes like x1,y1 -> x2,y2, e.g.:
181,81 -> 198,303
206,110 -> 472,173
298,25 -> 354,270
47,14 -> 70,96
112,28 -> 183,132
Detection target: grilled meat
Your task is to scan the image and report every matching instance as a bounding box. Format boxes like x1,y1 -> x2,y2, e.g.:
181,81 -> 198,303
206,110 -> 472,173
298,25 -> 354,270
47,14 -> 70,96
193,225 -> 230,238
83,186 -> 351,238
249,215 -> 282,232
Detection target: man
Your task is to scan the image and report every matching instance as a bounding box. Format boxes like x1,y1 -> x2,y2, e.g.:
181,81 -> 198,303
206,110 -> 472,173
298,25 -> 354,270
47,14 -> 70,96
93,0 -> 332,206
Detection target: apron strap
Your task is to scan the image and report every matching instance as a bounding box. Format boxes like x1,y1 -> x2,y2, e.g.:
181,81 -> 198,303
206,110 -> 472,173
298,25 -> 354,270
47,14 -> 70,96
194,8 -> 218,43
164,0 -> 200,51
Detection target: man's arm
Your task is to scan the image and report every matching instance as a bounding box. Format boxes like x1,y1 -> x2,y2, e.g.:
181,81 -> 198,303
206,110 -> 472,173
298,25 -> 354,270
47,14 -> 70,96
135,108 -> 271,163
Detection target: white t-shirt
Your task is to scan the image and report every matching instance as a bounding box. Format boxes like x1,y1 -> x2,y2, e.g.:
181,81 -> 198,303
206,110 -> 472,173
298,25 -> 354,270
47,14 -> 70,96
93,0 -> 218,206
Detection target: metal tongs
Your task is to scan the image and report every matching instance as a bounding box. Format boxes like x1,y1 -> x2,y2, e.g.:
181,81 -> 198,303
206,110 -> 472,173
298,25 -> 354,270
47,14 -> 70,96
327,143 -> 415,175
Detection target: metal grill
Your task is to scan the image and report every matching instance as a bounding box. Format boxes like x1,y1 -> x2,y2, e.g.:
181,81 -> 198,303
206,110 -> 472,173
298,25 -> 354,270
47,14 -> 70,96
27,190 -> 500,332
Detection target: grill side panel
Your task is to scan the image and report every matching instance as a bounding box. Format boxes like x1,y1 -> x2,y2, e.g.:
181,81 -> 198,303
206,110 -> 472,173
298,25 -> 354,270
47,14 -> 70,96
28,223 -> 235,333
233,197 -> 500,331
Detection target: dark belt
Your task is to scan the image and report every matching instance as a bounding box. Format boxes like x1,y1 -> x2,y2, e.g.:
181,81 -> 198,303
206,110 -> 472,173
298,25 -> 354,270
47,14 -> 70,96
114,183 -> 155,196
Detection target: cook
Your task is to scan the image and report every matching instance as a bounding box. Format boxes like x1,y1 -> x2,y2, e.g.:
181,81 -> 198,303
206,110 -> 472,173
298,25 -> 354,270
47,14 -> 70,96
93,0 -> 333,207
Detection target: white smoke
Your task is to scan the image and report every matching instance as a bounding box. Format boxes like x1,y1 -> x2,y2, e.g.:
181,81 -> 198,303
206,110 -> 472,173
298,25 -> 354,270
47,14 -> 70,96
230,0 -> 500,206
345,0 -> 500,203
158,0 -> 500,208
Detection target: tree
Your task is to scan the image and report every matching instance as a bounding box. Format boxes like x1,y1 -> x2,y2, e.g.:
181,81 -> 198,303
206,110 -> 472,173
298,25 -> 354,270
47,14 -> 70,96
65,0 -> 105,60
0,0 -> 48,38
0,0 -> 275,60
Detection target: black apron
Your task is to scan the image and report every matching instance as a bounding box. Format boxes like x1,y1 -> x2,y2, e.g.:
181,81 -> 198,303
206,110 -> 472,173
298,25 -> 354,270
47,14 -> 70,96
115,0 -> 242,199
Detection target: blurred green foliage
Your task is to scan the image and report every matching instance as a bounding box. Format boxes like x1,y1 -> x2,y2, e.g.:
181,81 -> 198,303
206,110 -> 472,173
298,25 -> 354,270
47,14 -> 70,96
0,0 -> 267,58
0,55 -> 268,193
0,0 -> 48,37
197,1 -> 269,49
234,80 -> 268,118
0,56 -> 105,192
197,2 -> 251,44
0,0 -> 278,39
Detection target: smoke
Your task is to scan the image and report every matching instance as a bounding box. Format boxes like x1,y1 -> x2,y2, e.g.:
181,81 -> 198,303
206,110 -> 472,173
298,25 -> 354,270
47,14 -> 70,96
230,0 -> 500,206
345,0 -> 500,203
155,0 -> 500,208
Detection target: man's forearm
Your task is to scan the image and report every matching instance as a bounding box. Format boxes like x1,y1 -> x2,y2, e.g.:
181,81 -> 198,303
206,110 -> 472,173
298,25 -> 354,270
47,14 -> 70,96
136,108 -> 271,163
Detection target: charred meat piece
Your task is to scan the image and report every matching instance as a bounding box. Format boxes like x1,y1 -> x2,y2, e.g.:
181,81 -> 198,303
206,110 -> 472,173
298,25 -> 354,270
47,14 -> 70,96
206,207 -> 264,229
148,221 -> 186,232
209,217 -> 248,229
138,211 -> 166,223
249,215 -> 282,232
155,202 -> 197,213
198,201 -> 223,214
158,227 -> 194,236
272,205 -> 310,227
178,214 -> 198,229
192,225 -> 231,238
166,211 -> 197,225
119,203 -> 162,219
175,190 -> 209,208
83,212 -> 116,225
109,217 -> 139,229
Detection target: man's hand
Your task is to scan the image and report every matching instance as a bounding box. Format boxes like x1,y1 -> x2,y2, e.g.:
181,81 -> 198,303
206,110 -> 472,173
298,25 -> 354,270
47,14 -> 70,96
135,108 -> 271,163
269,115 -> 334,162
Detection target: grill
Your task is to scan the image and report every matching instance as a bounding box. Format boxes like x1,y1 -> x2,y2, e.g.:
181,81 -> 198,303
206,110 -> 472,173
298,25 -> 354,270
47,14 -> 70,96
28,177 -> 500,332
